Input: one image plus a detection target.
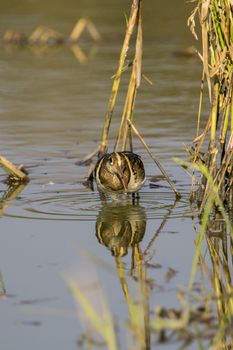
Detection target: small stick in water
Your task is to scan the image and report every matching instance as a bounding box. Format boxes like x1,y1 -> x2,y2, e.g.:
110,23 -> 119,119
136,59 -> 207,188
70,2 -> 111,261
0,155 -> 29,183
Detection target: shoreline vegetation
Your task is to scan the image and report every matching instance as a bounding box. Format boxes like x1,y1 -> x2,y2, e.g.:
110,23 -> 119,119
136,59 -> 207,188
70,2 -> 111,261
187,0 -> 233,211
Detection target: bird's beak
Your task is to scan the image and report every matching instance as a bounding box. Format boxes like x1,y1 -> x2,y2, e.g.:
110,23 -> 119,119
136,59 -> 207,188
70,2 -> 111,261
116,166 -> 127,191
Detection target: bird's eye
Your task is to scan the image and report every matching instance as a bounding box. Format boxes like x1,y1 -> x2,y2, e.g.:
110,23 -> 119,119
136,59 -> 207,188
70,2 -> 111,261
108,157 -> 114,165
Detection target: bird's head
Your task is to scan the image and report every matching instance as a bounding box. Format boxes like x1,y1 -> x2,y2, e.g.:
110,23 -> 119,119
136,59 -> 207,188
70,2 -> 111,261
104,152 -> 128,191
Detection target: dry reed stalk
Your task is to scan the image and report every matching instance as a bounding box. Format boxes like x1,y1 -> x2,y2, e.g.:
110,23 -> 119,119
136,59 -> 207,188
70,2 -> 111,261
0,155 -> 29,183
196,70 -> 205,138
98,0 -> 141,156
128,120 -> 181,198
29,26 -> 64,45
69,19 -> 101,43
115,0 -> 142,152
69,19 -> 88,42
120,68 -> 137,151
85,20 -> 102,42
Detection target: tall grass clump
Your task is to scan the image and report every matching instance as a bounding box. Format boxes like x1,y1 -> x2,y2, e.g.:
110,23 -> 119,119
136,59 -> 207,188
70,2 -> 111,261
188,0 -> 233,210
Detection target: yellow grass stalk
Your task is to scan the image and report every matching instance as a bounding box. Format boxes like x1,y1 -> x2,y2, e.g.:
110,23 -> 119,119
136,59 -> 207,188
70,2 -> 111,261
201,0 -> 212,102
210,81 -> 219,150
69,279 -> 118,350
114,67 -> 136,152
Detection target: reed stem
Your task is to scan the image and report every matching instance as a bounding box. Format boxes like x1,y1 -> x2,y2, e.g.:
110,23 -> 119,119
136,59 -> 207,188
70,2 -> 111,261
99,0 -> 141,156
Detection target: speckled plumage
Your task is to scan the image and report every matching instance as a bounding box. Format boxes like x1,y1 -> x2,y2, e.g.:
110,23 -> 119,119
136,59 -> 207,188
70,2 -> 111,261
94,151 -> 145,195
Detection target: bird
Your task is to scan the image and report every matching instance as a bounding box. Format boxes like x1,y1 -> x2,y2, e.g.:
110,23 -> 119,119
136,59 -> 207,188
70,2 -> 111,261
94,151 -> 145,196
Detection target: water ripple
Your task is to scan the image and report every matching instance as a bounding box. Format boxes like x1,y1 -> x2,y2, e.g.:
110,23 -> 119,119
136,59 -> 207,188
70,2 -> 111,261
3,183 -> 194,221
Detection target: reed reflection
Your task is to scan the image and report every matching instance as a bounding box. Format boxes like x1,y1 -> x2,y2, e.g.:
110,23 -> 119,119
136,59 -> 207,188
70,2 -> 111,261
0,182 -> 27,217
204,212 -> 233,347
0,182 -> 27,298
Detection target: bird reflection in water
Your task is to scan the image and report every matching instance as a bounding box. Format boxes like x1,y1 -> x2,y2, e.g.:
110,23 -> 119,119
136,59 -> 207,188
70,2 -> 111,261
96,202 -> 146,257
